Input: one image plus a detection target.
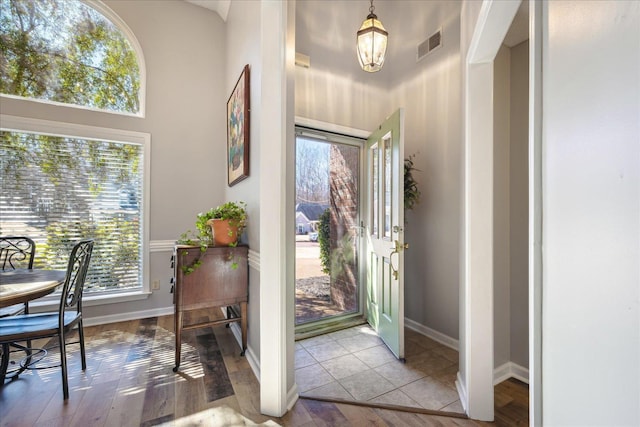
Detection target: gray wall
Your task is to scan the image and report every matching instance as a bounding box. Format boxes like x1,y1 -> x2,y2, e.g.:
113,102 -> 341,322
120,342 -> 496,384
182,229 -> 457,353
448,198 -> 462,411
224,0 -> 263,363
542,1 -> 639,424
493,45 -> 511,369
1,0 -> 228,320
391,4 -> 462,340
508,40 -> 528,369
493,41 -> 529,371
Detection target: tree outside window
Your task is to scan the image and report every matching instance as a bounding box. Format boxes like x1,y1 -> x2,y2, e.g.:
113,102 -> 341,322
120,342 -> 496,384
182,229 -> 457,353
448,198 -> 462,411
0,0 -> 146,294
0,0 -> 140,113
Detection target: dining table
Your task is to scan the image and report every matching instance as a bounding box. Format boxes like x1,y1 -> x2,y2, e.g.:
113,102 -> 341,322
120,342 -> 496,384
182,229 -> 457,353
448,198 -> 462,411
0,268 -> 66,382
0,269 -> 67,308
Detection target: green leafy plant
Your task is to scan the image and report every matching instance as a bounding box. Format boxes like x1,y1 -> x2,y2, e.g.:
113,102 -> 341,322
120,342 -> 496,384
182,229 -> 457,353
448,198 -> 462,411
206,201 -> 248,240
318,208 -> 331,275
177,201 -> 248,273
404,154 -> 421,211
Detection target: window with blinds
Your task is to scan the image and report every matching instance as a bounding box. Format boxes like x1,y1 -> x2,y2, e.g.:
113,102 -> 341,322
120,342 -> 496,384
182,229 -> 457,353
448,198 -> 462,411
0,126 -> 147,294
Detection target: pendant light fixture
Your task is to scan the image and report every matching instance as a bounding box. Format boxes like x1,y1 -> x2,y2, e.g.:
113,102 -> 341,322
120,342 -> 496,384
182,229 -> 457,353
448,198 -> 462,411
356,0 -> 388,73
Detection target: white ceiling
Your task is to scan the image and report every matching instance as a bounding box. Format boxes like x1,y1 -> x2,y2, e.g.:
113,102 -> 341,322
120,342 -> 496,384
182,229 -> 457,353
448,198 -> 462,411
296,0 -> 465,87
297,0 -> 529,87
185,0 -> 529,85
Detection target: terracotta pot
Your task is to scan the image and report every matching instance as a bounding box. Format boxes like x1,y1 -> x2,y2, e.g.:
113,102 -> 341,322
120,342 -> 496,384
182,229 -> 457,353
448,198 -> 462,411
207,219 -> 239,246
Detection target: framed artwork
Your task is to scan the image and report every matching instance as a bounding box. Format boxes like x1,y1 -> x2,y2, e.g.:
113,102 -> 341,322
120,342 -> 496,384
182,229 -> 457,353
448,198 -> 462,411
227,64 -> 250,186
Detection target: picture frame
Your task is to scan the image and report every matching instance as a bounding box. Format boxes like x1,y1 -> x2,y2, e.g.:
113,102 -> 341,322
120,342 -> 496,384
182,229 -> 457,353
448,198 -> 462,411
227,64 -> 250,186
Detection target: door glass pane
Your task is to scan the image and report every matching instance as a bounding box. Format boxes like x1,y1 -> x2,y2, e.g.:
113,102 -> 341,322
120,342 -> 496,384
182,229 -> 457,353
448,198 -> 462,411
383,134 -> 392,239
295,135 -> 360,325
371,143 -> 378,237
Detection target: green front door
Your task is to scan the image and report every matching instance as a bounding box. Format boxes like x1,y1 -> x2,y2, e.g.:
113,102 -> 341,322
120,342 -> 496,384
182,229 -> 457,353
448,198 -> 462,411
365,109 -> 405,359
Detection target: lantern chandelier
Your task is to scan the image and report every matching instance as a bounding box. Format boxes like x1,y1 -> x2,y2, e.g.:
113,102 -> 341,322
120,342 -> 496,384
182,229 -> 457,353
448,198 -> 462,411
356,0 -> 388,73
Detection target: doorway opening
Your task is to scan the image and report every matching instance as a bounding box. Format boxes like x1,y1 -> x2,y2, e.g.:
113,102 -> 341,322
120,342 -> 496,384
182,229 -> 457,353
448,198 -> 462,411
294,127 -> 365,334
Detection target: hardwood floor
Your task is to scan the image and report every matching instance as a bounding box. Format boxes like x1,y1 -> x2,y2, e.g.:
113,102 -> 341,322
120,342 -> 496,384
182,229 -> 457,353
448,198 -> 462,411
0,315 -> 528,426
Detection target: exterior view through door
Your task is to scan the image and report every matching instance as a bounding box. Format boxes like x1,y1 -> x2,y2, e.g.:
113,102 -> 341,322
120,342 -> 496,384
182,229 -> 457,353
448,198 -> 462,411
295,129 -> 362,328
295,109 -> 405,360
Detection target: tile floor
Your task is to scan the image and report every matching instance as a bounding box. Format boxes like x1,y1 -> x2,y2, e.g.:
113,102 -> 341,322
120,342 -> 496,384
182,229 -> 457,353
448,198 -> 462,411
295,324 -> 465,414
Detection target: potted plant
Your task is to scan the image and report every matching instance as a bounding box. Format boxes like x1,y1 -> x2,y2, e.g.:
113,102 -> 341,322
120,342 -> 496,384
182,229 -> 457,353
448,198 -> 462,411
178,201 -> 247,273
206,201 -> 248,246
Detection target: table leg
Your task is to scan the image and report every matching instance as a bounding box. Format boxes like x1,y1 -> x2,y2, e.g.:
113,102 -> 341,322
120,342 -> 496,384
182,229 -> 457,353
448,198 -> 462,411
240,302 -> 247,357
173,310 -> 182,372
1,343 -> 9,383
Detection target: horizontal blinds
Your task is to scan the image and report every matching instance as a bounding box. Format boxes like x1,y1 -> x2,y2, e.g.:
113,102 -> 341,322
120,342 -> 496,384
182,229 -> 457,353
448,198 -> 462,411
0,130 -> 143,293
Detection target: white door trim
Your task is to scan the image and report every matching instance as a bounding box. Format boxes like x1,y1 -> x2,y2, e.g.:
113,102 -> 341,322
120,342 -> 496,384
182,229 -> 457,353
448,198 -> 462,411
461,0 -> 521,421
528,1 -> 543,424
295,116 -> 369,139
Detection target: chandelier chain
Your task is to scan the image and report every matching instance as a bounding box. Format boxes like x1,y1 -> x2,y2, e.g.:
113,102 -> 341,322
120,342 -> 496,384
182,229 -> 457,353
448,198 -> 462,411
369,0 -> 375,15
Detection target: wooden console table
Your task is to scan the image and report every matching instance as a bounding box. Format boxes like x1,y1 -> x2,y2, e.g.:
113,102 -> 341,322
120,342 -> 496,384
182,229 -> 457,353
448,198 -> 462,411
171,244 -> 248,372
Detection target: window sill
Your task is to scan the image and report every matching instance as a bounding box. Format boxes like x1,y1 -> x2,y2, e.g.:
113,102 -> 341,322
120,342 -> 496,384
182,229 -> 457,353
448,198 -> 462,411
29,290 -> 152,311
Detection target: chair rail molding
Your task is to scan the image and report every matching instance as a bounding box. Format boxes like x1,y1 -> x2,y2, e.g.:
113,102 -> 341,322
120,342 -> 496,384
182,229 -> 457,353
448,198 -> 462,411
248,249 -> 260,271
150,240 -> 261,273
149,240 -> 176,253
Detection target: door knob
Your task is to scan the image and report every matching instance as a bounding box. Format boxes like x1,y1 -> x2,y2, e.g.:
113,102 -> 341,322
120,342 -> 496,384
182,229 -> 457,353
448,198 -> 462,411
393,240 -> 409,252
389,240 -> 408,281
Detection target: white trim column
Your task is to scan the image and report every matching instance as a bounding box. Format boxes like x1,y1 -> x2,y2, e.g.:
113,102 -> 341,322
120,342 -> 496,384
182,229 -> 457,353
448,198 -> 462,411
461,0 -> 521,421
259,0 -> 296,417
528,1 -> 543,424
463,58 -> 495,421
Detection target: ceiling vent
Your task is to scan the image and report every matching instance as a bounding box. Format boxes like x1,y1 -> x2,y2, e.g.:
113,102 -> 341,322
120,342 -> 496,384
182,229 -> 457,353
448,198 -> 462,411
417,29 -> 442,62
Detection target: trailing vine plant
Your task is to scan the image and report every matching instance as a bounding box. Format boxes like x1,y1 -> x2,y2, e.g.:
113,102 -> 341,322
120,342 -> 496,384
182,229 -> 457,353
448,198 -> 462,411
177,201 -> 247,274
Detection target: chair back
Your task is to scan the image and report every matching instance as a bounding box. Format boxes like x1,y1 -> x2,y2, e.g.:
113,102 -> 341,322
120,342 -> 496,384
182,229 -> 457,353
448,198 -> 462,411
59,240 -> 94,316
0,236 -> 35,271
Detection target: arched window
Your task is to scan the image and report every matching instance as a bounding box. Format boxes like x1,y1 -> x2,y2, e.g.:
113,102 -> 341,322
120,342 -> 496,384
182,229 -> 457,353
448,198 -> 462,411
0,0 -> 144,115
1,1 -> 149,298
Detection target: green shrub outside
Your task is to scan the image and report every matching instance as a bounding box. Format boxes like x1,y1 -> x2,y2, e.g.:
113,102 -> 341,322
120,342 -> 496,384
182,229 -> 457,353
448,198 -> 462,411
318,208 -> 331,275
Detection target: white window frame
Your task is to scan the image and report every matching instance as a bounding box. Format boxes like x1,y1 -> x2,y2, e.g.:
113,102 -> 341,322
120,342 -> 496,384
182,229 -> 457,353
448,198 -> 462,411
0,114 -> 151,306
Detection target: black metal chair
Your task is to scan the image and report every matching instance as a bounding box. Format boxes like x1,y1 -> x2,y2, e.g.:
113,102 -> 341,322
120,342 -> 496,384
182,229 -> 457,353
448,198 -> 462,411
0,240 -> 94,399
0,237 -> 37,380
0,236 -> 36,317
0,236 -> 35,271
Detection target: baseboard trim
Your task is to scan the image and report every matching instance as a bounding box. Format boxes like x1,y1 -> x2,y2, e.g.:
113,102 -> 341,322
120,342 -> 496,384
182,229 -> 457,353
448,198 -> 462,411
405,319 -> 529,388
493,362 -> 512,385
287,384 -> 299,411
229,320 -> 295,415
404,317 -> 459,350
509,362 -> 529,384
229,322 -> 260,380
83,306 -> 174,327
494,362 -> 529,385
456,371 -> 469,414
